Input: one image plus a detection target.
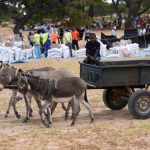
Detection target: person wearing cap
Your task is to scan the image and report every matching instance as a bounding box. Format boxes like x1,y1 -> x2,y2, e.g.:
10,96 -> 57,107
83,33 -> 100,65
33,30 -> 41,59
64,29 -> 73,57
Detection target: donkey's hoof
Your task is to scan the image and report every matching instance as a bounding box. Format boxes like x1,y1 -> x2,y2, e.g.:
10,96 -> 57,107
45,123 -> 51,128
70,116 -> 74,120
65,116 -> 68,120
71,122 -> 75,126
91,118 -> 94,123
16,114 -> 21,119
22,118 -> 29,123
29,113 -> 33,117
4,113 -> 8,118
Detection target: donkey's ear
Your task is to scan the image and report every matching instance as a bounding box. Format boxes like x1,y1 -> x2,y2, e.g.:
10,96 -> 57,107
3,63 -> 9,67
18,69 -> 25,76
0,61 -> 3,64
11,66 -> 17,70
18,69 -> 23,73
0,61 -> 3,68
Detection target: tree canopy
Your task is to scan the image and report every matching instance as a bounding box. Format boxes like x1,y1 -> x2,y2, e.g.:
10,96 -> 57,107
0,0 -> 149,32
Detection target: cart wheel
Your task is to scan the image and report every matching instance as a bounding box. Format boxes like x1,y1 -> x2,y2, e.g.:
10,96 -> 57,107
103,88 -> 129,110
128,90 -> 150,119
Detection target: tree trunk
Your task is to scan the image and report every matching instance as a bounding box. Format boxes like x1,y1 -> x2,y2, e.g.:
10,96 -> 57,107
88,3 -> 94,18
125,0 -> 143,28
13,20 -> 24,34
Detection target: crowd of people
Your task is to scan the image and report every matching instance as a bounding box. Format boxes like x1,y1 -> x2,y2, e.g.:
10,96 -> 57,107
28,25 -> 82,58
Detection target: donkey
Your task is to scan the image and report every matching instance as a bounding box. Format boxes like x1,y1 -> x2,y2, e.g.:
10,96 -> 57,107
0,63 -> 79,122
17,72 -> 94,128
0,63 -> 55,119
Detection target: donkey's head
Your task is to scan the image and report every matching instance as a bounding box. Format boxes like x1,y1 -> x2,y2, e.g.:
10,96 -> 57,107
17,69 -> 30,94
0,62 -> 17,90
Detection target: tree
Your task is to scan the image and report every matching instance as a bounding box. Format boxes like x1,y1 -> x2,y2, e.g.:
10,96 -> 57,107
0,0 -> 95,33
111,0 -> 150,28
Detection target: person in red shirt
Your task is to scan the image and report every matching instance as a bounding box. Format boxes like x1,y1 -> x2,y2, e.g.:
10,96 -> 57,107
71,27 -> 79,50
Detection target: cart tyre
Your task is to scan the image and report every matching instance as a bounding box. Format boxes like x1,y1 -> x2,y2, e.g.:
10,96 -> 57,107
128,90 -> 150,119
103,89 -> 128,110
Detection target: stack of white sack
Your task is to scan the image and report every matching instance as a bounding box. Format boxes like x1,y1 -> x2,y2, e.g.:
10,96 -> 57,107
0,47 -> 15,63
14,41 -> 23,47
61,44 -> 71,58
24,49 -> 34,59
75,48 -> 86,58
15,47 -> 26,60
47,47 -> 62,58
98,41 -> 107,57
0,45 -> 34,63
126,43 -> 139,54
109,43 -> 139,57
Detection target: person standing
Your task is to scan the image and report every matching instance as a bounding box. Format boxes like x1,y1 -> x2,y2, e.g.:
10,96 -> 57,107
28,32 -> 34,47
83,33 -> 100,65
84,26 -> 90,41
33,30 -> 41,59
51,30 -> 59,44
42,31 -> 51,57
64,29 -> 73,57
58,27 -> 64,44
72,28 -> 79,50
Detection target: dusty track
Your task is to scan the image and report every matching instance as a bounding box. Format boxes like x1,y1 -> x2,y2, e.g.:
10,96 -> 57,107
0,58 -> 149,150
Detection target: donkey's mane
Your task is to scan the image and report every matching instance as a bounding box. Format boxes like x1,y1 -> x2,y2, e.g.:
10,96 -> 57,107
21,75 -> 56,100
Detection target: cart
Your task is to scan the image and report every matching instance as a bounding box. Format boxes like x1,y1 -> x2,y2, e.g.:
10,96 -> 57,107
80,58 -> 150,119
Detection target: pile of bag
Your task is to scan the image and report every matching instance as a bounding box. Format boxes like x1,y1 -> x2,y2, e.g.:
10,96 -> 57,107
0,45 -> 34,63
109,43 -> 139,57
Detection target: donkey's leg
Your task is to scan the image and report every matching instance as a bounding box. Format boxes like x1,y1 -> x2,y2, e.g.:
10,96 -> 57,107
39,101 -> 51,128
33,94 -> 50,120
12,97 -> 21,119
62,103 -> 67,111
71,98 -> 80,126
28,96 -> 33,117
47,106 -> 52,124
23,95 -> 31,123
65,102 -> 71,120
50,102 -> 58,115
4,90 -> 20,119
80,96 -> 94,123
4,92 -> 15,118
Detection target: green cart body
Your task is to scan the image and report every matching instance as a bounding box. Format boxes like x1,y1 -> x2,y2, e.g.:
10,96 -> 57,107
80,58 -> 150,119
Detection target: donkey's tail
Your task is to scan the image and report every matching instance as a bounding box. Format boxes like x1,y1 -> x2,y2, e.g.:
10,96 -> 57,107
84,89 -> 89,103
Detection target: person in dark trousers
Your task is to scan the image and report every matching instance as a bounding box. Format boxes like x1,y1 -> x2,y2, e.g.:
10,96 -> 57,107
72,28 -> 79,50
28,32 -> 34,47
83,33 -> 100,65
58,27 -> 64,44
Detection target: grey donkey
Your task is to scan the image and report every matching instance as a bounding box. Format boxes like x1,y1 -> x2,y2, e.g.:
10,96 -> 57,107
17,71 -> 94,128
0,62 -> 55,120
0,62 -> 80,122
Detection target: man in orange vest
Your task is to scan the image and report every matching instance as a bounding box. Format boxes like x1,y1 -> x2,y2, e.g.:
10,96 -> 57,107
71,27 -> 79,50
51,30 -> 59,44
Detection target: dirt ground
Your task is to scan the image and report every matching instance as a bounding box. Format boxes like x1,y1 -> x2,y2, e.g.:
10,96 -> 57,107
0,58 -> 149,150
0,26 -> 149,150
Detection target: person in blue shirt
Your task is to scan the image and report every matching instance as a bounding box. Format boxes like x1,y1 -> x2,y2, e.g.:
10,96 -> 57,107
83,33 -> 100,65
